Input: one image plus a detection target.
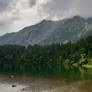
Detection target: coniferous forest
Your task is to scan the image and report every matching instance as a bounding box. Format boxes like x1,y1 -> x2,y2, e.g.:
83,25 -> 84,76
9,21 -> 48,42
0,36 -> 92,75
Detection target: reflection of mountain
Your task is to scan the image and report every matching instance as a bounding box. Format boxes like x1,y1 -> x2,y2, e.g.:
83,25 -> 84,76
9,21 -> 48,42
0,16 -> 92,46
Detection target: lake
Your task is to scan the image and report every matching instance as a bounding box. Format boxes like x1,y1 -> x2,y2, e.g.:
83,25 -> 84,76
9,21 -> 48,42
0,66 -> 92,92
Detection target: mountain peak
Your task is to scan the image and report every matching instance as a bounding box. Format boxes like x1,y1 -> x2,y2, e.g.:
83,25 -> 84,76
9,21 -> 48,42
72,15 -> 84,20
41,19 -> 47,22
0,15 -> 92,46
41,19 -> 53,23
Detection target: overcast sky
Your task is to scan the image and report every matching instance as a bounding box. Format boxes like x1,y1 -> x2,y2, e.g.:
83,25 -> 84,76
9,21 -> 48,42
0,0 -> 92,36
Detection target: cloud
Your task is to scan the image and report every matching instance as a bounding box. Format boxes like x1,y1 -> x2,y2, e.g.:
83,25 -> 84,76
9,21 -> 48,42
36,0 -> 92,19
0,0 -> 92,35
0,0 -> 37,35
29,0 -> 37,7
74,0 -> 92,17
0,0 -> 12,12
40,0 -> 74,19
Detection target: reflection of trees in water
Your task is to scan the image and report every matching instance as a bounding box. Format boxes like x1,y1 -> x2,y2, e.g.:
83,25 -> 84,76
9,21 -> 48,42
25,64 -> 92,80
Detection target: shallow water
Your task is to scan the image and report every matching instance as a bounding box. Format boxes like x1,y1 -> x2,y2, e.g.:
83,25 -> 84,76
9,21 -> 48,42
0,74 -> 92,92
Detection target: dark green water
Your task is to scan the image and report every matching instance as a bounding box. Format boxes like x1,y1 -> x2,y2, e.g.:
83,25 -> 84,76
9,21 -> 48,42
0,65 -> 92,92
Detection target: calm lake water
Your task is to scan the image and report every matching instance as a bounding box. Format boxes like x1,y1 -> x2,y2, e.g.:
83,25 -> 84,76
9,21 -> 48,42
0,66 -> 92,92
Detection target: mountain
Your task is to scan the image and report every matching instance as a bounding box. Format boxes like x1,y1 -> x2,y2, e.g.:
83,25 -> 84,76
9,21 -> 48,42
0,16 -> 92,46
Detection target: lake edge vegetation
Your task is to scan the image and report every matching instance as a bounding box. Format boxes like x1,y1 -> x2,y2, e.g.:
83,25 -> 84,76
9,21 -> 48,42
0,36 -> 92,74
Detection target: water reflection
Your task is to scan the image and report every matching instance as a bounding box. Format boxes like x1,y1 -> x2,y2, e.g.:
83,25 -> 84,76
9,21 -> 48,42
0,65 -> 92,92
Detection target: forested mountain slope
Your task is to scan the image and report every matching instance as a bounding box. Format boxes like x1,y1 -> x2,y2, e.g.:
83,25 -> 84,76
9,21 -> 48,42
0,16 -> 92,46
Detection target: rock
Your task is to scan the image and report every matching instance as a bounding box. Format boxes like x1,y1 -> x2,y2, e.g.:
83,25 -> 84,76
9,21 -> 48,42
9,75 -> 15,79
12,85 -> 16,87
21,88 -> 25,90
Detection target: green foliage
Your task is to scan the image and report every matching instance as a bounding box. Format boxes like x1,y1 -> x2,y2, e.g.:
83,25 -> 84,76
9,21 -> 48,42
0,36 -> 92,73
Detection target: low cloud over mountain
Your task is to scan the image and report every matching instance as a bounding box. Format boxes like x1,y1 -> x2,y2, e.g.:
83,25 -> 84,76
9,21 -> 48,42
0,0 -> 92,35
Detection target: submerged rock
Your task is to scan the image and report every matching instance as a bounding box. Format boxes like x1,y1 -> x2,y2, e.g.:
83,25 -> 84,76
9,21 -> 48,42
12,85 -> 16,87
9,75 -> 15,79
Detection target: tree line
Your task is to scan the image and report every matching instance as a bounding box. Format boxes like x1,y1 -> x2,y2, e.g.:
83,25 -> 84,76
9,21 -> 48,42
0,36 -> 92,74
